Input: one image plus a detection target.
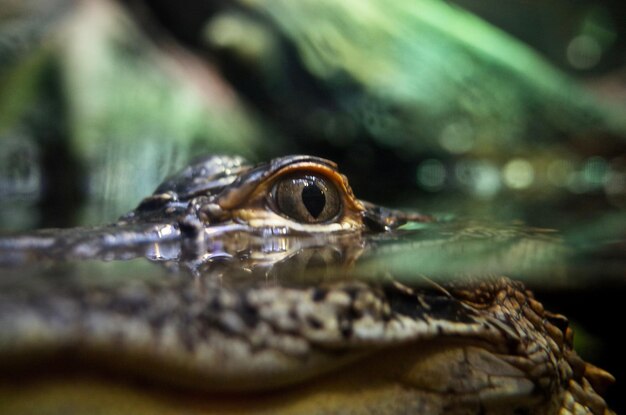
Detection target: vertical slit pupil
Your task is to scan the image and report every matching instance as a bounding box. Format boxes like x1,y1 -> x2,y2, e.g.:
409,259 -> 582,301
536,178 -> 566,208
301,182 -> 326,218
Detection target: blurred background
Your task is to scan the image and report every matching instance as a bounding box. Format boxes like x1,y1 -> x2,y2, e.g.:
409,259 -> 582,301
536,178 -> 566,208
1,0 -> 625,410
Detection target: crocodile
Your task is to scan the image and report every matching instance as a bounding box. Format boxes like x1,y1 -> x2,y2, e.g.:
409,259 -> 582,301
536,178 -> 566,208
0,155 -> 615,414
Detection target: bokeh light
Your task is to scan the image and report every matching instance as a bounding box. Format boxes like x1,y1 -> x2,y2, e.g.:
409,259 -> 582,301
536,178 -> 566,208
417,159 -> 446,191
503,158 -> 534,189
567,35 -> 602,70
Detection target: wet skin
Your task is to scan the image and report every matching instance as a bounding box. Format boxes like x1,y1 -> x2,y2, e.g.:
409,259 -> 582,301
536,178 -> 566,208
0,155 -> 615,414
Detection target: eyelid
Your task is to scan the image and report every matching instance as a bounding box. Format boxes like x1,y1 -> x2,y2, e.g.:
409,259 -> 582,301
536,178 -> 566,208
268,165 -> 365,214
215,160 -> 367,233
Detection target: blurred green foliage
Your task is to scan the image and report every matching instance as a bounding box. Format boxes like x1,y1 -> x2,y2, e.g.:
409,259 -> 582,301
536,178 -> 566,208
211,0 -> 625,154
0,0 -> 274,226
0,0 -> 624,229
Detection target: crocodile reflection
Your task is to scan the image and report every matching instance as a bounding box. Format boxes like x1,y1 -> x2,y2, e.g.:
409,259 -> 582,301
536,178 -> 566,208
0,155 -> 615,415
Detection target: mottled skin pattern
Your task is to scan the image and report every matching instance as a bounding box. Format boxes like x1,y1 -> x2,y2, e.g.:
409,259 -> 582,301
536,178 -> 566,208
0,155 -> 615,414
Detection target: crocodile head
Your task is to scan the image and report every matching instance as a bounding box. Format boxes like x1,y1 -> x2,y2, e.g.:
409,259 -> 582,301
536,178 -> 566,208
0,155 -> 614,414
122,154 -> 431,250
118,154 -> 432,274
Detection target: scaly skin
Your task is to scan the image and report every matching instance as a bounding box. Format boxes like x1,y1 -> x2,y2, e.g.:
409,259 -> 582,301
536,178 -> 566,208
0,155 -> 614,414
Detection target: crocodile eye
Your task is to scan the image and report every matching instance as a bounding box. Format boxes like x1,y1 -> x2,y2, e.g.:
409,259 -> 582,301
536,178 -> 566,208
273,174 -> 342,223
